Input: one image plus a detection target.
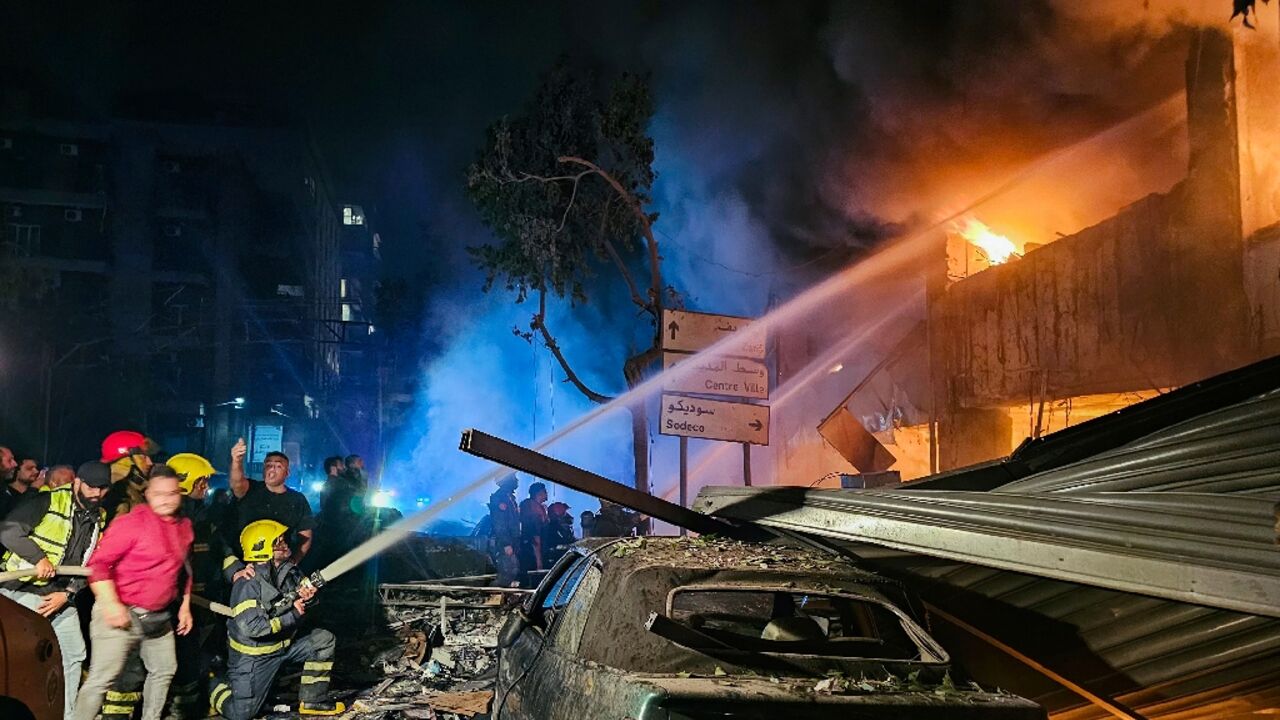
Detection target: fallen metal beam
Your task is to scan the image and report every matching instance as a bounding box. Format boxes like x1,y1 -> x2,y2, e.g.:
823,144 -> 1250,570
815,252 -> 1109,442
926,603 -> 1147,720
460,428 -> 767,540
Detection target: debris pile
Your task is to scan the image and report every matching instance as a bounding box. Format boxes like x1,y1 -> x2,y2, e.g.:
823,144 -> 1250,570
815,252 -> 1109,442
334,578 -> 527,719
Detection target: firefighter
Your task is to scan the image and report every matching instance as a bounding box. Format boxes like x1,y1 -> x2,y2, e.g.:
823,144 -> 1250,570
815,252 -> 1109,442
100,430 -> 158,524
209,520 -> 345,718
164,452 -> 224,719
94,430 -> 161,720
487,474 -> 520,564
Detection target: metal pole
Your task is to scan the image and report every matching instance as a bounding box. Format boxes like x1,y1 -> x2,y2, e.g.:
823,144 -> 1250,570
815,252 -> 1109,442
679,437 -> 688,536
925,603 -> 1147,720
742,443 -> 752,486
459,428 -> 765,540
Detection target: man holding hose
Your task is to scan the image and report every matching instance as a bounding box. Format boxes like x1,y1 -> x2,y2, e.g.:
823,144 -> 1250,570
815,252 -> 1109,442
0,460 -> 111,718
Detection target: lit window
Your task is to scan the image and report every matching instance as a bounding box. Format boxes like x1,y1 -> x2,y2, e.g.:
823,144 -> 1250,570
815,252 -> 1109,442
342,205 -> 365,226
339,279 -> 348,298
342,304 -> 354,322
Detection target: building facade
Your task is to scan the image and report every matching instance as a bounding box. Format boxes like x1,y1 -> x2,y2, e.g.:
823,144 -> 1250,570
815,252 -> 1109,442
0,116 -> 377,477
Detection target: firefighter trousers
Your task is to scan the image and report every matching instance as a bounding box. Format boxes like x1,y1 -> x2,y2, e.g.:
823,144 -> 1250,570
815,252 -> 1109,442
210,628 -> 335,720
100,651 -> 145,720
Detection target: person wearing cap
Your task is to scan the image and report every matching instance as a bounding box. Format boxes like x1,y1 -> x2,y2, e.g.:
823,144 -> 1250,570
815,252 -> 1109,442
0,460 -> 111,717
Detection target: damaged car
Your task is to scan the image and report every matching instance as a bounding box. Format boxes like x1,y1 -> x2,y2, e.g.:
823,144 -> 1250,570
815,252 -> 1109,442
493,535 -> 1044,719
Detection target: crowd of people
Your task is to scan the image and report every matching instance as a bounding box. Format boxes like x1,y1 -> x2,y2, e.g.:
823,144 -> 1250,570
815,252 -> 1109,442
483,473 -> 644,587
0,433 -> 370,720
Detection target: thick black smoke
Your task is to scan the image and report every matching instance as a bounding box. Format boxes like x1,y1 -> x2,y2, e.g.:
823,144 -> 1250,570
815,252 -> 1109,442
0,1 -> 1237,515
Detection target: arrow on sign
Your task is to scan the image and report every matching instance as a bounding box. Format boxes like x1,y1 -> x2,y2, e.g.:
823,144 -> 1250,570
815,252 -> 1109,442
748,419 -> 763,431
667,320 -> 680,340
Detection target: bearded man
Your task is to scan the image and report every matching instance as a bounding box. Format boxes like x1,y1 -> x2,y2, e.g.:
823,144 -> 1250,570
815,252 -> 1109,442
0,460 -> 112,717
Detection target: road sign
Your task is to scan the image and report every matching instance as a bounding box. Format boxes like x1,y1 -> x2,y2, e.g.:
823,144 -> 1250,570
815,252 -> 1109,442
662,352 -> 769,400
662,309 -> 766,359
659,393 -> 769,445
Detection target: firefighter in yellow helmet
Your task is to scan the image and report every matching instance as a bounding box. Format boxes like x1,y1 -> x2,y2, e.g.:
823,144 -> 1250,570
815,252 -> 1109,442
162,453 -> 224,719
209,521 -> 344,718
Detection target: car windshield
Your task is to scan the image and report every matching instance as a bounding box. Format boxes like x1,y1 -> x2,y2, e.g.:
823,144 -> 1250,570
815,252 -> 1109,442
667,588 -> 923,660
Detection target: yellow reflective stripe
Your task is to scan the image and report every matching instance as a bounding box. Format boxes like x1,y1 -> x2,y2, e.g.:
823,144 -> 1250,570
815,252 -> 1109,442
300,675 -> 330,684
304,661 -> 333,671
223,556 -> 238,569
211,686 -> 231,712
229,637 -> 290,656
192,543 -> 210,552
270,617 -> 282,633
103,705 -> 136,714
232,599 -> 259,616
105,690 -> 141,701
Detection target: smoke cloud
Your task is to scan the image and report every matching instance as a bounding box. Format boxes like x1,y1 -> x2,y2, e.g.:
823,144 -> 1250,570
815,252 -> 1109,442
379,0 -> 1246,520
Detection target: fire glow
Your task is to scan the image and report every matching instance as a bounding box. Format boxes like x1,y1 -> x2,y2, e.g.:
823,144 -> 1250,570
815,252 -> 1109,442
955,217 -> 1019,264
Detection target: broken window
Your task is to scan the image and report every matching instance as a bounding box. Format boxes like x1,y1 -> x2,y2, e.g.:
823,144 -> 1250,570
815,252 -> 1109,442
667,588 -> 922,660
534,553 -> 592,629
550,565 -> 601,655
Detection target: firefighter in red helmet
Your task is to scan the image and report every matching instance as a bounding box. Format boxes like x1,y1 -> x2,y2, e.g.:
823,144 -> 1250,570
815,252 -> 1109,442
99,430 -> 158,525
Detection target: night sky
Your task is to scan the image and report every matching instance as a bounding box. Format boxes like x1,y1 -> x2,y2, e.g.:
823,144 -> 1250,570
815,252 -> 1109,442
0,1 -> 1220,515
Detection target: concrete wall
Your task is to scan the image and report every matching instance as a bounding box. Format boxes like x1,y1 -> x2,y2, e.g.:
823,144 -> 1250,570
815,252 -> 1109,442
928,28 -> 1273,469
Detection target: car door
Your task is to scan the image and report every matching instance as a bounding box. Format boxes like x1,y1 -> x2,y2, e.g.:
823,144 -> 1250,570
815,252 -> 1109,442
494,550 -> 595,720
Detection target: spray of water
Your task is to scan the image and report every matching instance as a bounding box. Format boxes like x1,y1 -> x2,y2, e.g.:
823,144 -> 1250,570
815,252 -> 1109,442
319,94 -> 1185,582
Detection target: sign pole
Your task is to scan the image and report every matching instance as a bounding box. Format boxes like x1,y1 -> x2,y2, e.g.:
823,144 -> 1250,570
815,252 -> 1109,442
679,437 -> 689,536
742,442 -> 752,487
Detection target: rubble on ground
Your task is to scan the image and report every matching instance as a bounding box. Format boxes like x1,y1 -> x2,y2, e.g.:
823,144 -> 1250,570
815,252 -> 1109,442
327,576 -> 525,719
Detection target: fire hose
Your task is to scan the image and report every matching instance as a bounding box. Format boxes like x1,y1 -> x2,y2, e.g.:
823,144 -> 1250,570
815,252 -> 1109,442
0,565 -> 235,617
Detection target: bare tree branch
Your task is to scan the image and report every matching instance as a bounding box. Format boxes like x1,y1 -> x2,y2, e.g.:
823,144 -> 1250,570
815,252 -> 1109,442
604,239 -> 648,312
533,289 -> 613,404
557,155 -> 664,344
557,174 -> 582,232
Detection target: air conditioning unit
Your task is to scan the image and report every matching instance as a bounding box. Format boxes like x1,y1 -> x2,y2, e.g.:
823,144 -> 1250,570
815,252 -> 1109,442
64,208 -> 83,222
0,138 -> 12,150
162,160 -> 181,174
59,143 -> 79,157
163,224 -> 182,238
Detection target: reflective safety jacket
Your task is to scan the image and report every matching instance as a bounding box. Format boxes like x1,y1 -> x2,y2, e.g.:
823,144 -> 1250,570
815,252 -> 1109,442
227,561 -> 305,657
0,486 -> 104,586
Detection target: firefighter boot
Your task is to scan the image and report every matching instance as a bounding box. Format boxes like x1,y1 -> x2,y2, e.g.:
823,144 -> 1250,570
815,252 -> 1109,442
296,628 -> 344,716
299,700 -> 346,716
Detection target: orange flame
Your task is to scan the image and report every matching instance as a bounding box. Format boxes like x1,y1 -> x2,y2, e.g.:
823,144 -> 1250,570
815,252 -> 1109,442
955,217 -> 1019,264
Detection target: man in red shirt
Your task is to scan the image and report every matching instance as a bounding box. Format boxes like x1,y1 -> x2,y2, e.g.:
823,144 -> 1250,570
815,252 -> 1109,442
73,466 -> 195,720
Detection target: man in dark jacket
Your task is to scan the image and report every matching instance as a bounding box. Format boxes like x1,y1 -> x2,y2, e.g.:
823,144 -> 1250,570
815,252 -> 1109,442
0,461 -> 110,717
487,474 -> 520,564
209,519 -> 344,718
543,502 -> 575,567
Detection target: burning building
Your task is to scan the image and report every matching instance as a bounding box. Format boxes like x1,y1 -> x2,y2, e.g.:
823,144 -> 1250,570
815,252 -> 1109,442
786,17 -> 1280,482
